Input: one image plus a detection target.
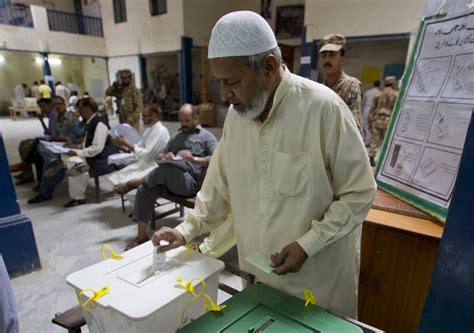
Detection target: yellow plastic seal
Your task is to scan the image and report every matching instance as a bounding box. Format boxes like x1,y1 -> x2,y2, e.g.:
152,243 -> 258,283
77,286 -> 111,333
176,276 -> 225,327
101,244 -> 124,260
304,289 -> 316,307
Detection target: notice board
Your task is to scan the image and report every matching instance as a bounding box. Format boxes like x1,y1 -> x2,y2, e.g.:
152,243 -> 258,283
375,11 -> 474,222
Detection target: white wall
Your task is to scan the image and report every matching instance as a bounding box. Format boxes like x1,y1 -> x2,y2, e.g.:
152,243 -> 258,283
305,0 -> 426,40
0,5 -> 106,56
100,0 -> 185,56
108,55 -> 142,89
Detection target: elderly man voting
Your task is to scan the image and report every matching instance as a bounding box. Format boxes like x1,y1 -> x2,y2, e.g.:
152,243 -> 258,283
151,11 -> 376,318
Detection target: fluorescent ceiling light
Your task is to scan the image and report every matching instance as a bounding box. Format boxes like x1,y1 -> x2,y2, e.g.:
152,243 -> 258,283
0,55 -> 5,63
35,57 -> 62,65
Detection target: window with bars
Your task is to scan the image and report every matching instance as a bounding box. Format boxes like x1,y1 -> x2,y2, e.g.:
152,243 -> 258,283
149,0 -> 166,16
113,0 -> 126,23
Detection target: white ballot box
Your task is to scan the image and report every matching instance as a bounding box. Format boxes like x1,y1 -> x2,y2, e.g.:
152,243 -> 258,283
66,242 -> 224,333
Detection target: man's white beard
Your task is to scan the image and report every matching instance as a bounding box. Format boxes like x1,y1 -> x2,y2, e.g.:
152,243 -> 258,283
236,85 -> 271,120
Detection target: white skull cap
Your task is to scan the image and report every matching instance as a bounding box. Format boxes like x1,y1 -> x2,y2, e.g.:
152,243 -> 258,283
208,11 -> 278,59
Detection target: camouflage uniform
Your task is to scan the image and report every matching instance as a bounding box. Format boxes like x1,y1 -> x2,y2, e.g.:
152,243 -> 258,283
326,71 -> 362,132
121,84 -> 143,131
368,80 -> 398,158
105,70 -> 143,131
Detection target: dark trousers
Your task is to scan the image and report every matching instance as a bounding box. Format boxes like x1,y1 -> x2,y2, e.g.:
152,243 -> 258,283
132,164 -> 197,223
21,138 -> 44,182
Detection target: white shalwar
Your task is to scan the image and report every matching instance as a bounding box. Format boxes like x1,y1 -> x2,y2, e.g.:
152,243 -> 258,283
176,68 -> 376,318
107,121 -> 170,205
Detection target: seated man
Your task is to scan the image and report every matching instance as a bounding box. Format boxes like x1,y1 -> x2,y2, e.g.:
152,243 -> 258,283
107,103 -> 170,206
28,96 -> 84,203
63,97 -> 118,207
10,98 -> 57,186
115,104 -> 218,250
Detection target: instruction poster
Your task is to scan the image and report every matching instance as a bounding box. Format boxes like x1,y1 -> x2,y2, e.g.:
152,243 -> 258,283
375,11 -> 474,222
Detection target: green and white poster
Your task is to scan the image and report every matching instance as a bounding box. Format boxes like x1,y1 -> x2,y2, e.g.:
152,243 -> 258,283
375,11 -> 474,222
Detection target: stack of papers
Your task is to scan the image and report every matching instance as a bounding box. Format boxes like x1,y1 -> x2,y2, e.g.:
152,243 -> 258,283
40,140 -> 80,154
109,124 -> 143,145
108,153 -> 136,166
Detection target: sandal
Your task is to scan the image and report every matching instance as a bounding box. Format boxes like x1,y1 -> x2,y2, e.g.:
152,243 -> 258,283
125,237 -> 149,251
114,180 -> 139,195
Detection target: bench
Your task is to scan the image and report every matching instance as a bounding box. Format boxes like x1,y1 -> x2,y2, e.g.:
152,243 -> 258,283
151,192 -> 196,229
8,106 -> 41,120
120,191 -> 196,228
52,305 -> 86,332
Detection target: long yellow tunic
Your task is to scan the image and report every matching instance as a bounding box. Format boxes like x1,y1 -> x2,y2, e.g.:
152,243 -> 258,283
176,69 -> 376,317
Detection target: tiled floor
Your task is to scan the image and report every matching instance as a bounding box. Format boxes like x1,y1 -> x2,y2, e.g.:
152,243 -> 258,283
1,116 -> 237,333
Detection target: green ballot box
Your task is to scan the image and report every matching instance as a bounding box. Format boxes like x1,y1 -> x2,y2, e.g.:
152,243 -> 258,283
178,283 -> 382,333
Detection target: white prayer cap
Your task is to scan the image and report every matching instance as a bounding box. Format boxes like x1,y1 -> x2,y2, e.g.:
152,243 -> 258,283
208,11 -> 278,59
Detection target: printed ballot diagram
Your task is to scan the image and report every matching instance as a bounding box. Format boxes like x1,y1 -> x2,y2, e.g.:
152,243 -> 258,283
408,57 -> 451,97
442,53 -> 474,98
377,12 -> 474,217
427,103 -> 472,149
396,101 -> 435,141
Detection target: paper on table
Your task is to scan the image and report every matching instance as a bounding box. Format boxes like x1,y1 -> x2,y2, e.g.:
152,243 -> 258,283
109,124 -> 143,145
245,251 -> 273,274
107,152 -> 136,166
40,140 -> 80,154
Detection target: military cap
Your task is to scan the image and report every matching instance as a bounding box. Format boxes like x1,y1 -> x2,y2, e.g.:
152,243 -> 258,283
384,76 -> 396,85
319,34 -> 346,53
118,69 -> 132,76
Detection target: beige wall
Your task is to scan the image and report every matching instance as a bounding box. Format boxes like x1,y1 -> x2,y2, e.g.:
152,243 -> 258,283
305,0 -> 425,40
100,0 -> 184,56
0,51 -> 108,113
0,51 -> 42,113
317,38 -> 409,90
49,55 -> 85,89
0,6 -> 106,56
183,0 -> 259,47
81,57 -> 108,100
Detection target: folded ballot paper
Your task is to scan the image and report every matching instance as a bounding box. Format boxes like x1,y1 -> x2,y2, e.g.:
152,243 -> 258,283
109,124 -> 143,145
108,152 -> 136,166
40,140 -> 80,154
245,251 -> 274,274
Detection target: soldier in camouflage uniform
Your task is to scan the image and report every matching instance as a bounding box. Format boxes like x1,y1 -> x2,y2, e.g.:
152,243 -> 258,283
368,76 -> 399,166
319,34 -> 362,132
105,69 -> 143,130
